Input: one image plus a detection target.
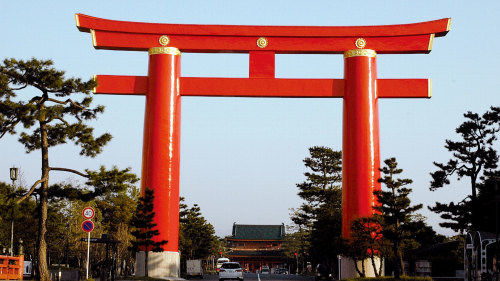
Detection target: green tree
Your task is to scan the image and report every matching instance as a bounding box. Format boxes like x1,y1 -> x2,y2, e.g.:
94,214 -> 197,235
179,198 -> 218,260
281,226 -> 305,259
282,223 -> 310,274
96,184 -> 139,275
291,146 -> 343,270
429,106 -> 500,229
428,198 -> 472,234
405,215 -> 445,251
346,216 -> 385,277
129,188 -> 167,277
374,157 -> 423,279
0,181 -> 38,257
0,58 -> 141,281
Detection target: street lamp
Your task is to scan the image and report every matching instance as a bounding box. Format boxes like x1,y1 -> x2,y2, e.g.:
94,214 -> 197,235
9,167 -> 18,256
10,167 -> 18,182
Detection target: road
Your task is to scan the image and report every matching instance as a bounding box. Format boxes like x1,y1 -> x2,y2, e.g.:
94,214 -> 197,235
201,273 -> 314,281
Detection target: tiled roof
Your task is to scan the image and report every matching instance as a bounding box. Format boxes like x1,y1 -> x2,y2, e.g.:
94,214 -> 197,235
230,223 -> 285,240
228,250 -> 283,257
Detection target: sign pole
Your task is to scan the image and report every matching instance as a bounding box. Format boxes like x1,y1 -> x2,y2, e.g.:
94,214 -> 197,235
82,207 -> 95,279
87,231 -> 90,279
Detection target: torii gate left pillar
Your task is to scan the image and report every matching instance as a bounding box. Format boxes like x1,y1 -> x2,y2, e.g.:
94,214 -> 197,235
76,14 -> 450,278
139,47 -> 182,277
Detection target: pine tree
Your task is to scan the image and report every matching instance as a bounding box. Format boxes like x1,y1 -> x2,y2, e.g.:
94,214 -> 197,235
179,197 -> 218,259
0,58 -> 118,281
179,198 -> 217,260
374,157 -> 422,279
429,106 -> 499,229
291,146 -> 343,269
130,188 -> 167,277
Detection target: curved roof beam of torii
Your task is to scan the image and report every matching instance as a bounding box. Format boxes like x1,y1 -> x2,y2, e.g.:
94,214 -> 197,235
75,14 -> 451,54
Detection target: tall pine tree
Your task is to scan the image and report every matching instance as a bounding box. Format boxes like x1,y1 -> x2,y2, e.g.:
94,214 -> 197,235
130,188 -> 167,277
429,106 -> 499,229
0,58 -> 132,281
292,146 -> 343,269
374,158 -> 422,279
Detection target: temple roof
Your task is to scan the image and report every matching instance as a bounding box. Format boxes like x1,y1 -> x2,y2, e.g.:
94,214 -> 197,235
229,223 -> 285,240
228,250 -> 283,257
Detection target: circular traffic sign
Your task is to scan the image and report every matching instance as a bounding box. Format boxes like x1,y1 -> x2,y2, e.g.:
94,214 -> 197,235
81,220 -> 94,232
82,207 -> 95,219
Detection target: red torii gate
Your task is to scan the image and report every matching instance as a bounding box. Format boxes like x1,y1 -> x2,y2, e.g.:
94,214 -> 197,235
76,14 -> 450,277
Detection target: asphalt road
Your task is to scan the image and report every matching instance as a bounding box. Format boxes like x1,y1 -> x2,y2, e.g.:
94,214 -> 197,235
200,273 -> 314,281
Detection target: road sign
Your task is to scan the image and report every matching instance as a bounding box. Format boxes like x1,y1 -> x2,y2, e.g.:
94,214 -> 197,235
82,207 -> 95,219
80,238 -> 119,244
81,220 -> 94,232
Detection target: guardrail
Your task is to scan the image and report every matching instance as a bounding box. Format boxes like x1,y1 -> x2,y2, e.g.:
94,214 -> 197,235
0,255 -> 24,280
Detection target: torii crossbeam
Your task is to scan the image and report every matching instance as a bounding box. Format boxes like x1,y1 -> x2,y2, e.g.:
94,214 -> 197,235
76,14 -> 450,278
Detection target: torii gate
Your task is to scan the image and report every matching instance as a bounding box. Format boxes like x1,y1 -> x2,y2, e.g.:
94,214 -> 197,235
75,14 -> 450,277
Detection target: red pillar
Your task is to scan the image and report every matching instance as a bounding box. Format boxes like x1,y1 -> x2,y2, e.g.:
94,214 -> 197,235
142,47 -> 181,251
341,49 -> 381,238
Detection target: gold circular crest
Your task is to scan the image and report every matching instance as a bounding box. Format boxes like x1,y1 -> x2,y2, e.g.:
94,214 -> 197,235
257,37 -> 268,48
159,35 -> 170,46
355,38 -> 366,49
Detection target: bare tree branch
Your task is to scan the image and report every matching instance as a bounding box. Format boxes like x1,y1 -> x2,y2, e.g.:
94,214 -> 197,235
17,176 -> 47,204
46,98 -> 85,110
10,84 -> 28,91
55,117 -> 69,126
50,167 -> 89,178
29,96 -> 44,105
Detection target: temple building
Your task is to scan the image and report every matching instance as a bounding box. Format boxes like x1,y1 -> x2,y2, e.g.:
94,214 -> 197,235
226,223 -> 286,273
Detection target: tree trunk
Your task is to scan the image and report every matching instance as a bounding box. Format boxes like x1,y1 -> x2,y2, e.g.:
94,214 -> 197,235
471,175 -> 478,229
399,248 -> 405,277
145,247 -> 149,277
354,258 -> 364,277
378,256 -> 383,277
393,242 -> 400,279
361,258 -> 366,277
37,118 -> 50,281
370,254 -> 379,277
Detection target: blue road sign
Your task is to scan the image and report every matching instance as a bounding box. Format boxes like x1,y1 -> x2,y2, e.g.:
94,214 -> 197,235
82,220 -> 94,232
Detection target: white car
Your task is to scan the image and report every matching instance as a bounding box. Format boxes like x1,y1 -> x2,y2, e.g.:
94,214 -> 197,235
219,262 -> 244,281
261,266 -> 270,274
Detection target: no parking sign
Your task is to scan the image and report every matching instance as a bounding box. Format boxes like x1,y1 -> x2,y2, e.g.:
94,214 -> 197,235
81,220 -> 94,232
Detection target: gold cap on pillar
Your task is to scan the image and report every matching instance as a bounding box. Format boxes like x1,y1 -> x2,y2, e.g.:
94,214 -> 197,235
149,47 -> 181,56
344,49 -> 377,58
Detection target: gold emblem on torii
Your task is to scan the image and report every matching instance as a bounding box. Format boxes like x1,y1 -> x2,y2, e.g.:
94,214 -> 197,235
159,35 -> 170,46
355,38 -> 366,49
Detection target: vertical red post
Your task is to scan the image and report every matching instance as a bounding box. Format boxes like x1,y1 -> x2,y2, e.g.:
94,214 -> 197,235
142,47 -> 181,252
342,49 -> 381,238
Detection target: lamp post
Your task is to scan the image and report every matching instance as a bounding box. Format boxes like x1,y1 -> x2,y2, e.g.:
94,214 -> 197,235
9,167 -> 18,256
495,180 -> 499,281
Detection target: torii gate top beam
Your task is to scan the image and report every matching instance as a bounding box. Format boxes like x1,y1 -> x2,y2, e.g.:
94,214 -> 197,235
75,14 -> 450,54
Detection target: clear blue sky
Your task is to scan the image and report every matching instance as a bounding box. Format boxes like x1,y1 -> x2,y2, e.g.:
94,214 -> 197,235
1,0 -> 499,237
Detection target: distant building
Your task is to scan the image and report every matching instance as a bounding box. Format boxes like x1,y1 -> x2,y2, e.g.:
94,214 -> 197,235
226,223 -> 285,272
